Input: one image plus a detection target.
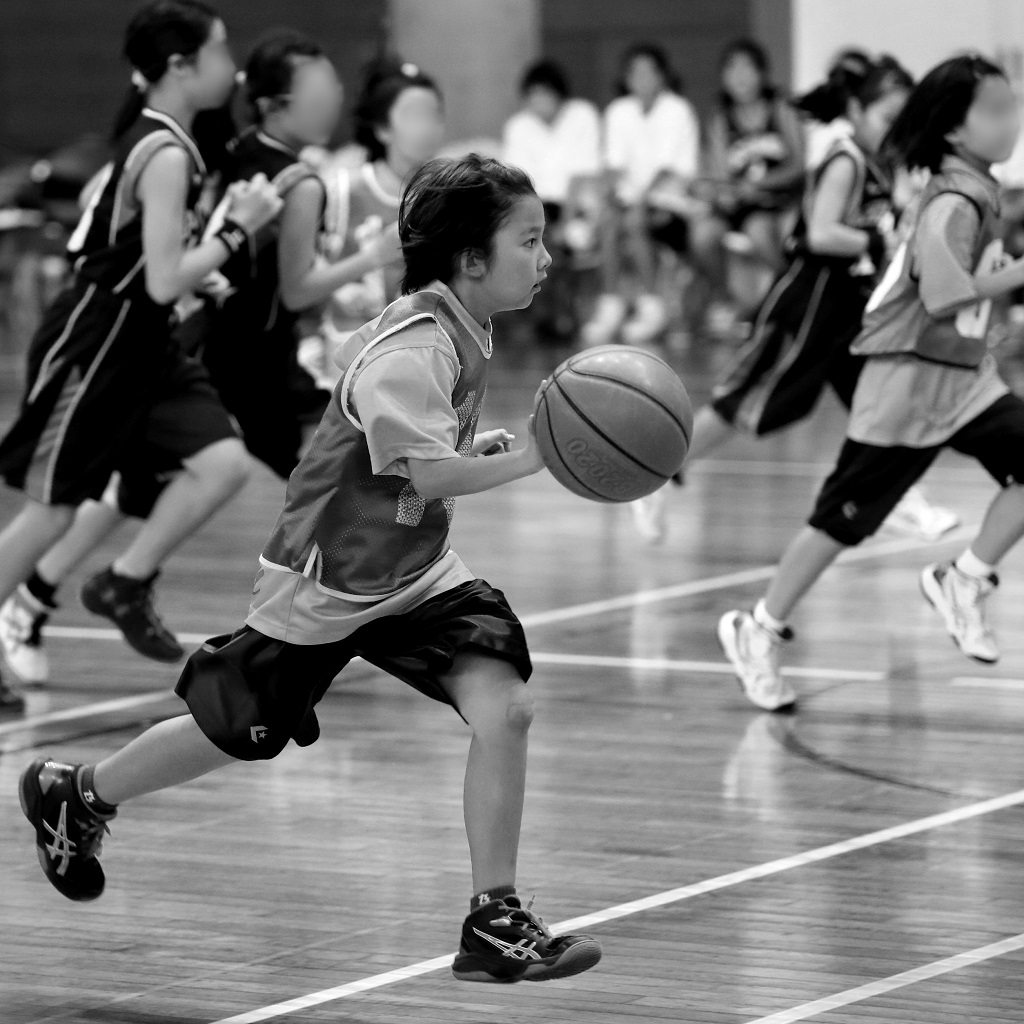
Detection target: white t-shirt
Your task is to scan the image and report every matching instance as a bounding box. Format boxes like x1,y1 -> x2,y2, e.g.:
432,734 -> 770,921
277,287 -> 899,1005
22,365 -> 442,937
502,99 -> 602,204
603,90 -> 700,204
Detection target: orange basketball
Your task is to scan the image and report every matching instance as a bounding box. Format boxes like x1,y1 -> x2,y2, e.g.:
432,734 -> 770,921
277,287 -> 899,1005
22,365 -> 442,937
533,345 -> 693,502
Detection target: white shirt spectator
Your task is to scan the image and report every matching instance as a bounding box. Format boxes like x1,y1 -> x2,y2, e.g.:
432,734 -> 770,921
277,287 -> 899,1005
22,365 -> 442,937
502,98 -> 602,205
603,90 -> 699,204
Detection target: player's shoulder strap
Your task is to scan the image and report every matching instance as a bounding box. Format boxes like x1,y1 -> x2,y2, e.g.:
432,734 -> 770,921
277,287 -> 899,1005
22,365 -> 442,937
271,160 -> 320,198
814,135 -> 868,222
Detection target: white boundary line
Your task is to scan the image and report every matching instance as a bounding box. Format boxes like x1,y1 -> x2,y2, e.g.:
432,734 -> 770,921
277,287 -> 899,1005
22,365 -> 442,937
695,457 -> 987,480
744,932 -> 1024,1024
531,652 -> 883,682
36,526 -> 971,644
952,676 -> 1024,690
0,691 -> 177,737
208,786 -> 1024,1024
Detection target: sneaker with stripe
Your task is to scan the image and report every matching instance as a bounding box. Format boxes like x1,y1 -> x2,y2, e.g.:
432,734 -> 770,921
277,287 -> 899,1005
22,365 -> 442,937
452,895 -> 602,983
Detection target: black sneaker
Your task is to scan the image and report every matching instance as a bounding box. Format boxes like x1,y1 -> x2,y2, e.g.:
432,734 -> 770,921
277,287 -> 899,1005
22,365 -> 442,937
19,758 -> 115,901
80,567 -> 184,662
452,895 -> 602,983
0,672 -> 26,713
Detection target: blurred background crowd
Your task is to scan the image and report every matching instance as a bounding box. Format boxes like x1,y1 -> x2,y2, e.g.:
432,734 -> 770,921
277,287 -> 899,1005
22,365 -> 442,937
3,0 -> 1024,379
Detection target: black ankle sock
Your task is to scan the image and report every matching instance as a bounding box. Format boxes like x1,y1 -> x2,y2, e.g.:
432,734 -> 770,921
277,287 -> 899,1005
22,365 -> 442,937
25,570 -> 58,608
471,884 -> 516,911
74,765 -> 118,817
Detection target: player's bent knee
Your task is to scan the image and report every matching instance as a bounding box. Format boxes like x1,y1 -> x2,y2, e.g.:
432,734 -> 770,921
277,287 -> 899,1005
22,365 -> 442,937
187,438 -> 252,492
503,687 -> 535,733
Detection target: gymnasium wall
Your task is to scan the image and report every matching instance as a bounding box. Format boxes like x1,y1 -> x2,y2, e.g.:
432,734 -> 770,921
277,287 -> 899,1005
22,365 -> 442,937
0,0 -> 385,156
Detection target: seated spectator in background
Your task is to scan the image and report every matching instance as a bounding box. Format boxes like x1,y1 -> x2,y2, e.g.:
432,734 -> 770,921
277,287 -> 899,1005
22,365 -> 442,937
582,44 -> 699,347
690,39 -> 805,323
503,60 -> 601,341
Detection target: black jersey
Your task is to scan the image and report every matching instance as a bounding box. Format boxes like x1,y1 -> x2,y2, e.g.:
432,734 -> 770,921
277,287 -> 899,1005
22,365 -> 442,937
67,109 -> 206,301
790,136 -> 892,265
206,128 -> 320,334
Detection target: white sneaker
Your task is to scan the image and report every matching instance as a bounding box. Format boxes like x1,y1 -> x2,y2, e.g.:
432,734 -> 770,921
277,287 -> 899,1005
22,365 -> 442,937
580,293 -> 627,347
630,485 -> 669,545
621,293 -> 668,345
717,609 -> 796,712
883,486 -> 960,542
0,585 -> 51,683
920,561 -> 999,663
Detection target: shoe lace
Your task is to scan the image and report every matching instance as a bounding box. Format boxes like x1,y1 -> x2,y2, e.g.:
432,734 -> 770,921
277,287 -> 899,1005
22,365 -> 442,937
124,577 -> 171,640
955,571 -> 996,639
74,815 -> 111,859
492,895 -> 552,940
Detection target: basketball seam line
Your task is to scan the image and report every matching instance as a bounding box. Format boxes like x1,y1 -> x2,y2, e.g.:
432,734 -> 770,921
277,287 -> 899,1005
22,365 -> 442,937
552,379 -> 674,480
539,391 -> 610,500
560,365 -> 692,442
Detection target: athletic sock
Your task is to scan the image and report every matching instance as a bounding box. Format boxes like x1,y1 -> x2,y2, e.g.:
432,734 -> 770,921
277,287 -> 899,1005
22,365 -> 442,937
25,569 -> 58,608
955,548 -> 996,580
471,884 -> 516,911
74,765 -> 118,817
753,598 -> 786,636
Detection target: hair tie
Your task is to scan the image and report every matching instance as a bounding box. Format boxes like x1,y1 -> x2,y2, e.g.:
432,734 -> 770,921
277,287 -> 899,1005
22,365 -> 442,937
130,68 -> 149,93
401,62 -> 419,78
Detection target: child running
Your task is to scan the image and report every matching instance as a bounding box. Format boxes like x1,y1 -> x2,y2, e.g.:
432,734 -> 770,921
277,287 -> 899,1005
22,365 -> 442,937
0,0 -> 282,709
718,55 -> 1024,711
632,55 -> 958,546
0,31 -> 401,688
20,153 -> 606,984
302,57 -> 444,388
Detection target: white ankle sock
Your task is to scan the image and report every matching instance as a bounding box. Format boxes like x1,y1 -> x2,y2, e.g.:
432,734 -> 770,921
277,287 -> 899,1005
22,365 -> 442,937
753,598 -> 786,635
956,548 -> 995,579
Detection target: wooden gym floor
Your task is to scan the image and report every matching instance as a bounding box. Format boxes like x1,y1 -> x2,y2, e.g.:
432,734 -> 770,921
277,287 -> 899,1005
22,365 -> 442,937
1,340 -> 1024,1024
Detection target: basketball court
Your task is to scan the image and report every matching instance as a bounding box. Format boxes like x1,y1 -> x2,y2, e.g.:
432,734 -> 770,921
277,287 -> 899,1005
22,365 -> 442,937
3,349 -> 1024,1024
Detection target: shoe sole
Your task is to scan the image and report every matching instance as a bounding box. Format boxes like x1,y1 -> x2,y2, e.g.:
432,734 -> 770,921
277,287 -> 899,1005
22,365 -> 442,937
717,612 -> 796,713
452,938 -> 603,984
919,568 -> 999,665
80,586 -> 184,663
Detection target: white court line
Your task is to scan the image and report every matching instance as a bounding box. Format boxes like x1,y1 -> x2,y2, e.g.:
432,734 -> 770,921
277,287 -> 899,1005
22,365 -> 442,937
744,932 -> 1024,1024
696,458 -> 986,481
37,526 -> 972,645
952,676 -> 1024,691
531,651 -> 882,682
517,525 -> 973,629
0,655 -> 877,740
208,786 -> 1024,1024
0,691 -> 176,737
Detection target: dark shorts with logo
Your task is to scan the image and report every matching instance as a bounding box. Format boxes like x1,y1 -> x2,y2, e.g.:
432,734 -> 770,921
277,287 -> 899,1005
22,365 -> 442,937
174,578 -> 532,760
808,393 -> 1024,546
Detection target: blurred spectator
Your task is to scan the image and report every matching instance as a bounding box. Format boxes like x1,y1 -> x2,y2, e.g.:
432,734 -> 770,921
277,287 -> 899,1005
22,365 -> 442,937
582,44 -> 699,346
690,39 -> 805,324
503,60 -> 601,341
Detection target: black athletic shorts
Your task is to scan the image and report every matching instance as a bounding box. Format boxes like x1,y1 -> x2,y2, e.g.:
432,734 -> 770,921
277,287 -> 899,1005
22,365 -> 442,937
712,256 -> 868,435
174,578 -> 533,761
0,281 -> 237,510
809,392 -> 1024,546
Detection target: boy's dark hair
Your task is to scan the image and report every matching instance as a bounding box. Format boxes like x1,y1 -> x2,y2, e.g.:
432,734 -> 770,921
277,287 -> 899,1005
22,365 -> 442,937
245,30 -> 325,122
718,38 -> 776,108
881,54 -> 1006,172
354,57 -> 442,162
618,43 -> 682,96
112,0 -> 218,141
520,60 -> 570,100
796,53 -> 913,124
399,154 -> 537,293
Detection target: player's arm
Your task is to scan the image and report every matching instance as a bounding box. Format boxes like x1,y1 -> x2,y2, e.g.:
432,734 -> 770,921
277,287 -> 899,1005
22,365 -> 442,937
405,424 -> 544,499
140,147 -> 281,305
277,177 -> 403,312
806,155 -> 870,257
